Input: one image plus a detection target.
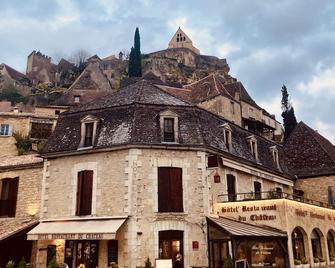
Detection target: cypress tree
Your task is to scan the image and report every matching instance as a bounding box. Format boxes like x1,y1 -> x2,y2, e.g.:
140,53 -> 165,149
281,85 -> 298,141
128,27 -> 142,77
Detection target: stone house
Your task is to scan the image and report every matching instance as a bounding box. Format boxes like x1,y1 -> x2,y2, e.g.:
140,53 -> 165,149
0,63 -> 31,95
168,27 -> 200,55
28,80 -> 293,268
0,154 -> 43,267
0,110 -> 57,156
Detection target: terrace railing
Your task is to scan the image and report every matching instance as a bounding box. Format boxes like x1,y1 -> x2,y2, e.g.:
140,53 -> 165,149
217,191 -> 334,209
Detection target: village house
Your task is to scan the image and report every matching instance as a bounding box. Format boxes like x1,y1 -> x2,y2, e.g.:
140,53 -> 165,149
0,154 -> 43,267
0,63 -> 31,95
27,79 -> 297,268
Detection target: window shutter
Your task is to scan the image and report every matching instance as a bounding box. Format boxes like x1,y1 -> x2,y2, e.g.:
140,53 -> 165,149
76,171 -> 84,216
169,168 -> 183,212
81,170 -> 93,215
158,167 -> 170,212
8,125 -> 13,136
108,240 -> 118,265
8,177 -> 19,217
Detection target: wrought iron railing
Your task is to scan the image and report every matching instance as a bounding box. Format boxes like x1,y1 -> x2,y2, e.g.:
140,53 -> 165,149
217,191 -> 334,209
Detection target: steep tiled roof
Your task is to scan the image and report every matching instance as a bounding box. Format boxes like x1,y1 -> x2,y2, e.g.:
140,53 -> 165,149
43,80 -> 290,178
0,154 -> 43,170
223,81 -> 260,108
284,122 -> 335,177
0,63 -> 30,82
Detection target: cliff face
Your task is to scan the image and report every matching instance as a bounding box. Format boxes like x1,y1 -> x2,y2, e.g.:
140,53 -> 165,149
142,48 -> 232,86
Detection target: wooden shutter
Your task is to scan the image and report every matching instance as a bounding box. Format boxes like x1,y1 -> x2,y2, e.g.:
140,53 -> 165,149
8,177 -> 19,217
81,170 -> 93,215
170,168 -> 183,212
76,171 -> 83,216
158,167 -> 170,212
227,174 -> 236,202
108,240 -> 118,265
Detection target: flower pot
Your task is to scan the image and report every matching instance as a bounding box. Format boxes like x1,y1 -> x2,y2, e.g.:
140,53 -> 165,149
330,261 -> 335,266
313,263 -> 319,268
295,265 -> 302,268
302,264 -> 310,268
319,262 -> 326,267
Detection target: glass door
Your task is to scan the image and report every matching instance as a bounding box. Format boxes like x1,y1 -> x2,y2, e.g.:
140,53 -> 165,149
159,231 -> 184,268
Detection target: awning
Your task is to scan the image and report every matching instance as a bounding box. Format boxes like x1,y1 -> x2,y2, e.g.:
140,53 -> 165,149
27,217 -> 127,240
208,216 -> 287,237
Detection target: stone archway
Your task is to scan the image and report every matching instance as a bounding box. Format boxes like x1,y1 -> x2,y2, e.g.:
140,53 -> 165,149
327,230 -> 335,261
311,228 -> 325,262
291,227 -> 308,261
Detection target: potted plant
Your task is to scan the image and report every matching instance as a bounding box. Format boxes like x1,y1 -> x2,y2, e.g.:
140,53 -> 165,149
319,257 -> 326,267
301,257 -> 309,268
295,259 -> 302,268
330,256 -> 335,265
314,257 -> 319,267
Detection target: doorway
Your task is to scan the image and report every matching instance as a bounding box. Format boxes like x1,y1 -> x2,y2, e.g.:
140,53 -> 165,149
227,175 -> 236,201
159,230 -> 184,268
211,240 -> 229,268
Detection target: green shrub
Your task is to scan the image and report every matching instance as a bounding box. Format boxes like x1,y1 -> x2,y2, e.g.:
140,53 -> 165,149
18,257 -> 26,268
301,257 -> 308,264
13,132 -> 31,155
223,256 -> 234,268
314,257 -> 319,263
47,257 -> 57,268
294,259 -> 301,265
5,260 -> 15,268
144,258 -> 152,268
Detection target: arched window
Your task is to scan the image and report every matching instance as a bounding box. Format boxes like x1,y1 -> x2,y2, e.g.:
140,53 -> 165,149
328,231 -> 335,260
311,229 -> 323,259
292,227 -> 306,260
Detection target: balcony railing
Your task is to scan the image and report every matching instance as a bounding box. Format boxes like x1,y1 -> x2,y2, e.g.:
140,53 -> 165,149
217,191 -> 334,210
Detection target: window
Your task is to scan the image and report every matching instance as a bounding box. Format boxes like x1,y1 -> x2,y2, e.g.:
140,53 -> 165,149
253,181 -> 262,200
164,118 -> 175,142
208,155 -> 219,168
226,174 -> 236,202
0,177 -> 19,217
292,228 -> 306,260
247,135 -> 258,160
76,170 -> 93,216
0,124 -> 11,136
55,110 -> 60,115
158,167 -> 183,212
84,123 -> 94,147
79,115 -> 98,149
30,122 -> 53,139
108,240 -> 118,266
230,101 -> 235,114
270,146 -> 280,168
160,110 -> 179,143
74,96 -> 81,103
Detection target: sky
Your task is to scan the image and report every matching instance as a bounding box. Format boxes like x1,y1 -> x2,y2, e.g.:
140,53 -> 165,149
1,0 -> 335,142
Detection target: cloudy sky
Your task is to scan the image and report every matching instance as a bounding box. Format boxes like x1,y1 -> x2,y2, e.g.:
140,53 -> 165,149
1,0 -> 335,142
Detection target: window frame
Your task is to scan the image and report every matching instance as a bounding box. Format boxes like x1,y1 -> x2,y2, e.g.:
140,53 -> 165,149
270,146 -> 280,169
220,123 -> 232,152
160,110 -> 179,143
247,135 -> 258,161
76,170 -> 93,216
0,124 -> 12,136
0,177 -> 19,217
158,167 -> 183,213
79,115 -> 99,149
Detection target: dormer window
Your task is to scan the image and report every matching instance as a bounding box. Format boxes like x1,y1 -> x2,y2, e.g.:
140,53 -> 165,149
270,146 -> 280,168
163,118 -> 175,142
247,135 -> 258,160
160,110 -> 179,143
220,123 -> 232,151
79,115 -> 98,149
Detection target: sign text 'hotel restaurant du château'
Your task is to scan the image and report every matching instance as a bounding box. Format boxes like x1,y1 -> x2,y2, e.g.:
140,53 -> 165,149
214,199 -> 335,231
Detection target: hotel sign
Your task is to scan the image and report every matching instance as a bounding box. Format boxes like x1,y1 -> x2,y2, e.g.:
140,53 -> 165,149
219,204 -> 278,222
36,233 -> 111,240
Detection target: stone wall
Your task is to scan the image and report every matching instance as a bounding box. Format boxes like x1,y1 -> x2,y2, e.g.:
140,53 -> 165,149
39,148 -> 209,268
295,175 -> 335,204
199,95 -> 242,126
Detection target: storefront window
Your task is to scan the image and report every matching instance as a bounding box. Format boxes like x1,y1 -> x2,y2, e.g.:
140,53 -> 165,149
250,242 -> 285,268
311,229 -> 323,259
292,227 -> 306,260
64,240 -> 99,268
327,231 -> 335,260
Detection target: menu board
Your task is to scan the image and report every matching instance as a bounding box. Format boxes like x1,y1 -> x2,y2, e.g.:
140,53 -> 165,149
156,259 -> 173,268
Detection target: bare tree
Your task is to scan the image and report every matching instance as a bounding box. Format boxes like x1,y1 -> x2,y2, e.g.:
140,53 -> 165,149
69,49 -> 92,66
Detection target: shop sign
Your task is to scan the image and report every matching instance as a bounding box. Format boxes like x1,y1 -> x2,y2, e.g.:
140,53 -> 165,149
295,209 -> 335,221
37,233 -> 106,240
219,204 -> 277,222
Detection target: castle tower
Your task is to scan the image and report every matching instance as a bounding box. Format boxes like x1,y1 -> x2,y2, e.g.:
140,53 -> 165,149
168,27 -> 200,54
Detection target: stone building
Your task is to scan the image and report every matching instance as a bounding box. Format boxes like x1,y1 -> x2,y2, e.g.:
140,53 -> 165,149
26,51 -> 57,85
0,63 -> 31,95
0,154 -> 43,267
168,27 -> 200,55
284,121 -> 335,203
0,110 -> 58,156
27,80 -> 294,268
159,73 -> 282,141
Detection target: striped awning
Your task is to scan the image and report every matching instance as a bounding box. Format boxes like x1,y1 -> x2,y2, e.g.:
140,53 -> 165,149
208,216 -> 287,237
